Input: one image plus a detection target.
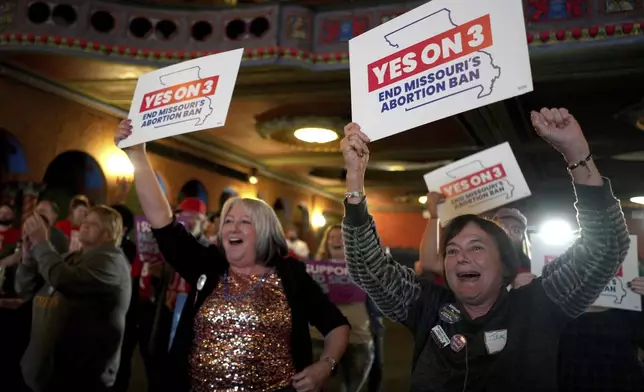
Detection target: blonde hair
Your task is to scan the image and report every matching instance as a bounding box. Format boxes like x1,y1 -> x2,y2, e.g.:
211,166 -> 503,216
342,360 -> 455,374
90,205 -> 123,246
315,224 -> 341,261
219,197 -> 288,265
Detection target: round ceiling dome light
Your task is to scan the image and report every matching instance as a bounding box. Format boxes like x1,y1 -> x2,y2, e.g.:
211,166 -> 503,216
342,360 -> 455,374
630,196 -> 644,205
293,127 -> 338,144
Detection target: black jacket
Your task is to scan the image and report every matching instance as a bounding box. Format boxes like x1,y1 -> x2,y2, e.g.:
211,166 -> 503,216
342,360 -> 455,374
152,219 -> 349,390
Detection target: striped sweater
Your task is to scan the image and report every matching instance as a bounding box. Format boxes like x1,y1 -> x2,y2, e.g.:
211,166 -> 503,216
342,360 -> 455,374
342,179 -> 630,323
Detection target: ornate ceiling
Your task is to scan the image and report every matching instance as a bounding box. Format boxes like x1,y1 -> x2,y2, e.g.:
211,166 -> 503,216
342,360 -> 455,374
1,0 -> 644,212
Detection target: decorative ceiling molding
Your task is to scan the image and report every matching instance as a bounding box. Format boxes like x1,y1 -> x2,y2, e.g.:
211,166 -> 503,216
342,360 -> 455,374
0,62 -> 127,117
173,134 -> 345,204
0,62 -> 347,206
255,115 -> 345,152
1,22 -> 643,75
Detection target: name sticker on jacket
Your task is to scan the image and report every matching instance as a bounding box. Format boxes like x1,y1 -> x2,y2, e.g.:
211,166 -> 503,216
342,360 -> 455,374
484,329 -> 507,354
431,325 -> 450,348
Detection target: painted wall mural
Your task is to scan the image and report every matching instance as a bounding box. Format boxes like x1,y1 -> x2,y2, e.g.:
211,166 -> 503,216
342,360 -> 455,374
0,0 -> 16,33
287,14 -> 309,40
527,0 -> 588,22
605,0 -> 638,13
0,0 -> 643,69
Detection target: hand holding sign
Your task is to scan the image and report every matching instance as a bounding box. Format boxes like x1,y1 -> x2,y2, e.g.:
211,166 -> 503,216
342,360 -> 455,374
530,108 -> 590,163
341,123 -> 371,179
425,192 -> 445,219
115,119 -> 145,154
628,277 -> 644,296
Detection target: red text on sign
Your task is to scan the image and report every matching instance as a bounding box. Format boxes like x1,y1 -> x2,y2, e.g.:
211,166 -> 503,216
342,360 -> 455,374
367,14 -> 493,92
139,76 -> 219,113
440,163 -> 506,198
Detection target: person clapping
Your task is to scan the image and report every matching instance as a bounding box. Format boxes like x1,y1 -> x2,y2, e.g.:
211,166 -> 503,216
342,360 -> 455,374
16,206 -> 131,392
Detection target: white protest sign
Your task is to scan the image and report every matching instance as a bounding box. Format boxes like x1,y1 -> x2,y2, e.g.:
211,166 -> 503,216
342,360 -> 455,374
119,48 -> 244,148
424,142 -> 530,225
349,0 -> 533,141
531,235 -> 641,312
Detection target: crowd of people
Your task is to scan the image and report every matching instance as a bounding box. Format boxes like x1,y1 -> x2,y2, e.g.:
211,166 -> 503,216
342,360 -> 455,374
0,106 -> 641,392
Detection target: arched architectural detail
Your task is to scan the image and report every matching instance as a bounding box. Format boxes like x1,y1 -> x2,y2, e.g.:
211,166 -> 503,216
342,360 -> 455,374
178,179 -> 208,206
272,197 -> 291,229
0,128 -> 28,182
41,150 -> 106,217
219,187 -> 239,210
293,203 -> 313,249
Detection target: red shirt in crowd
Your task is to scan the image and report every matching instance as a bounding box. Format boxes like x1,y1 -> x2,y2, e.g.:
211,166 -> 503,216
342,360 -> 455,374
0,227 -> 20,253
55,219 -> 82,252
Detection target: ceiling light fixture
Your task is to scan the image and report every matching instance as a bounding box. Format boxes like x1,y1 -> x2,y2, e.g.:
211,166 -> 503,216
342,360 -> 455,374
387,165 -> 406,171
311,213 -> 326,228
630,196 -> 644,205
248,168 -> 258,185
538,219 -> 574,245
293,127 -> 338,144
418,195 -> 428,204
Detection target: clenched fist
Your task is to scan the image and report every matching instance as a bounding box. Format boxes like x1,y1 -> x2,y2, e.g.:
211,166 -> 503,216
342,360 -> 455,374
530,108 -> 590,163
340,122 -> 370,178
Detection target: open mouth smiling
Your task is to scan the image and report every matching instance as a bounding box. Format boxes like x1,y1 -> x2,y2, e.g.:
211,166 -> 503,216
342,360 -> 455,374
229,238 -> 244,245
457,272 -> 481,282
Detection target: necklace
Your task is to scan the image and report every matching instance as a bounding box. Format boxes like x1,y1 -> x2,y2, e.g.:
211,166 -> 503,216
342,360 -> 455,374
223,269 -> 271,300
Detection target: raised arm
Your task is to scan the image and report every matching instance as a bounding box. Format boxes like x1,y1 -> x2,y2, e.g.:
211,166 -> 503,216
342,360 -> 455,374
343,198 -> 421,323
418,192 -> 444,276
30,242 -> 129,295
541,180 -> 629,317
116,120 -> 172,229
116,120 -> 216,282
531,108 -> 630,318
341,123 -> 425,325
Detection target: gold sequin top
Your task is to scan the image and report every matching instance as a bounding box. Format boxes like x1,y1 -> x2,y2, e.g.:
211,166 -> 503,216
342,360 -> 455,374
189,269 -> 295,392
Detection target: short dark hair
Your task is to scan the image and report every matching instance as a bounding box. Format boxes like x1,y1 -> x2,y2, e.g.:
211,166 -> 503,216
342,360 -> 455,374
441,214 -> 520,287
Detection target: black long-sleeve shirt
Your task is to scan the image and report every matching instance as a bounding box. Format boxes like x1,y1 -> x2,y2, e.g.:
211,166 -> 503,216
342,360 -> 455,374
342,179 -> 630,392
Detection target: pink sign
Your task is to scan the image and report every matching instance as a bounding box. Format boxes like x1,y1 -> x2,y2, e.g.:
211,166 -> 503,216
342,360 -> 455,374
305,260 -> 367,304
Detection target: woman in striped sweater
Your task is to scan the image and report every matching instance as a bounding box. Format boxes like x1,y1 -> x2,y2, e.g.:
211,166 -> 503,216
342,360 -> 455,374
339,107 -> 630,392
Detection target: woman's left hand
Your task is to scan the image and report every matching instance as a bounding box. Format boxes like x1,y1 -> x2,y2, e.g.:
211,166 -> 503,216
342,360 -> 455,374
530,108 -> 590,163
628,277 -> 644,296
292,360 -> 331,392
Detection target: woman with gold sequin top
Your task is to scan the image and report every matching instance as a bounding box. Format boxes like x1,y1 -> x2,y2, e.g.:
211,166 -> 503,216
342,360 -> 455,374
115,120 -> 351,392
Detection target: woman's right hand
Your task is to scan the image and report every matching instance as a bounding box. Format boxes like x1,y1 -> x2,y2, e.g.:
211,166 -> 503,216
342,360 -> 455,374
425,192 -> 444,219
340,122 -> 370,179
115,119 -> 145,153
